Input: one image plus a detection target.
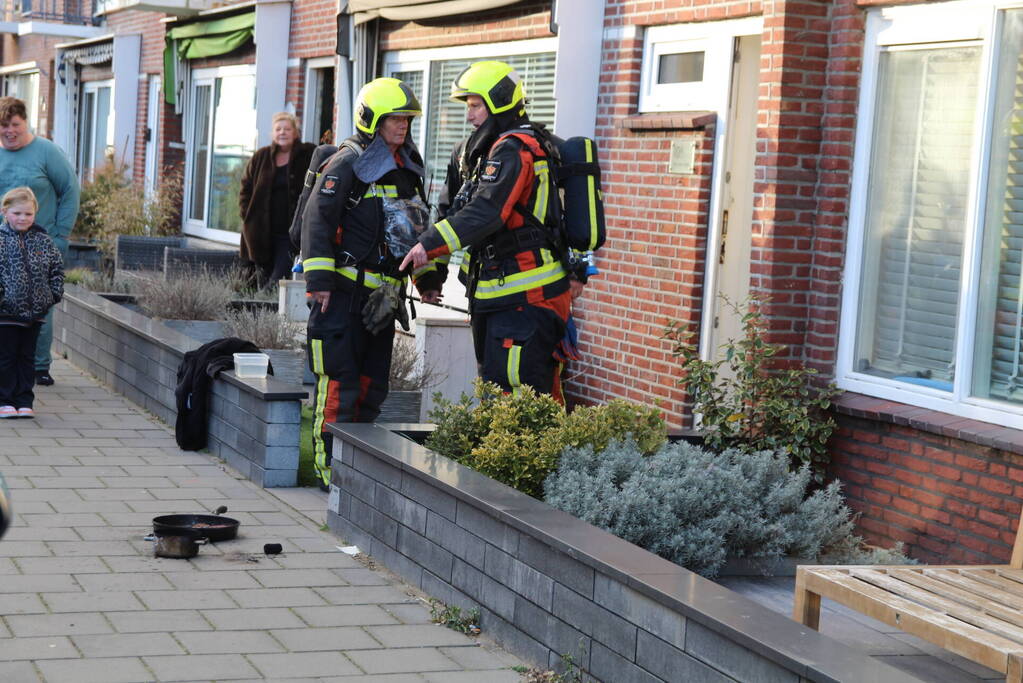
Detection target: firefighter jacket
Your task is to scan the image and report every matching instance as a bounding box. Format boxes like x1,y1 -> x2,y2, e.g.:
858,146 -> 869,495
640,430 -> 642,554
301,134 -> 443,296
420,125 -> 570,314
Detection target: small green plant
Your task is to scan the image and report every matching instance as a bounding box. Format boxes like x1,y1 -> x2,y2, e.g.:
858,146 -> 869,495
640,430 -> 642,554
428,599 -> 480,635
222,307 -> 302,350
519,648 -> 585,682
425,381 -> 666,498
72,161 -> 183,258
135,269 -> 233,321
664,296 -> 840,481
63,267 -> 134,293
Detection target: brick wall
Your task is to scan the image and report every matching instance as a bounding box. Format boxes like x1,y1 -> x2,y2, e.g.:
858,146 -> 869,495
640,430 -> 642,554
831,400 -> 1023,565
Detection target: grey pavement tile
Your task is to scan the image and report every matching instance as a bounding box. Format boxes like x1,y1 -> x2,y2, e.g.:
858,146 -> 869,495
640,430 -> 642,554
103,555 -> 197,573
19,512 -> 108,527
5,612 -> 113,637
176,497 -> 284,512
136,589 -> 238,610
247,651 -> 363,678
5,500 -> 56,514
15,556 -> 111,574
227,587 -> 328,608
35,657 -> 154,683
79,429 -> 150,439
0,634 -> 78,659
5,526 -> 80,541
294,605 -> 401,628
321,677 -> 426,683
150,487 -> 228,500
126,499 -> 220,513
0,540 -> 53,556
423,672 -> 522,683
121,465 -> 199,478
0,619 -> 9,637
346,647 -> 458,674
77,526 -> 151,542
248,568 -> 349,588
0,661 -> 41,682
0,445 -> 39,456
314,586 -> 418,606
163,570 -> 262,590
333,568 -> 392,586
383,603 -> 435,625
143,653 -> 260,681
101,477 -> 174,489
9,488 -> 83,502
437,644 -> 523,670
21,452 -> 95,464
174,629 -> 285,654
54,465 -> 130,477
106,609 -> 212,634
0,593 -> 48,614
49,499 -> 133,514
270,552 -> 363,570
366,624 -> 477,648
72,631 -> 186,657
0,465 -> 58,477
77,456 -> 150,467
290,535 -> 350,552
0,557 -> 18,574
43,591 -> 146,613
270,626 -> 382,651
56,438 -> 125,447
249,511 -> 302,525
78,489 -> 156,501
46,540 -> 139,556
0,573 -> 80,593
76,572 -> 175,592
25,476 -> 106,489
201,607 -> 307,630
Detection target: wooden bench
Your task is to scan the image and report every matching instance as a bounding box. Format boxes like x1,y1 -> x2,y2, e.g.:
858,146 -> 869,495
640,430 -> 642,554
794,517 -> 1023,682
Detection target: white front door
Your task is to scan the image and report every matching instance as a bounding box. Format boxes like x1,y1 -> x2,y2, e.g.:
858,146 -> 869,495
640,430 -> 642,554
144,74 -> 161,198
707,34 -> 761,360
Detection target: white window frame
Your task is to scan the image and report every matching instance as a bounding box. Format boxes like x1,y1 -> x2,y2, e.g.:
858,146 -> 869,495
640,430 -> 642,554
639,17 -> 762,113
182,64 -> 255,245
835,0 -> 1023,430
77,79 -> 114,180
302,56 -> 336,145
1,65 -> 40,133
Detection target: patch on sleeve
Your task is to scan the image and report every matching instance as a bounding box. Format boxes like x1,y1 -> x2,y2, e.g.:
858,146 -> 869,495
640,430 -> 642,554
480,160 -> 502,182
319,175 -> 339,196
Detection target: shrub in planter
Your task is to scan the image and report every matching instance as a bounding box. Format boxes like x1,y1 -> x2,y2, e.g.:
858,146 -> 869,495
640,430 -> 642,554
64,268 -> 134,294
135,269 -> 233,321
222,307 -> 302,350
544,439 -> 855,578
664,297 -> 841,482
72,161 -> 183,258
426,381 -> 666,498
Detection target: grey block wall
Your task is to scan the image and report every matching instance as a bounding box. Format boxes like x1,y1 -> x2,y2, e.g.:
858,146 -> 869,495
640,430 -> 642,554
54,288 -> 306,487
325,423 -> 925,683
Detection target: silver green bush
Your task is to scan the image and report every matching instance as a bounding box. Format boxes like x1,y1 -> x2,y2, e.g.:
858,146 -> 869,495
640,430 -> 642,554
544,439 -> 855,577
135,269 -> 233,321
222,307 -> 302,350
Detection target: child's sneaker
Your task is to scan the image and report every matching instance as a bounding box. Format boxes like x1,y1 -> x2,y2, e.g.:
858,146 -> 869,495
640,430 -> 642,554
0,406 -> 16,418
16,407 -> 34,419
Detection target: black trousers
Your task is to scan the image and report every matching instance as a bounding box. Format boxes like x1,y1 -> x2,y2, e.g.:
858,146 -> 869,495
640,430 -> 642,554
0,323 -> 42,409
471,304 -> 565,397
258,233 -> 295,289
306,288 -> 395,486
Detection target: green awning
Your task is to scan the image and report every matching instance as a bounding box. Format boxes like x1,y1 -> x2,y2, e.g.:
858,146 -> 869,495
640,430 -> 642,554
163,11 -> 255,104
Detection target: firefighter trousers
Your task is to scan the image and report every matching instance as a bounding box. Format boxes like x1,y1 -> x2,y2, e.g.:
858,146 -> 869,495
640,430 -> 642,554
306,288 -> 395,487
471,304 -> 566,397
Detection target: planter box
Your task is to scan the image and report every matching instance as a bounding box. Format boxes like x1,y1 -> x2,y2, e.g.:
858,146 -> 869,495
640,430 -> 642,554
325,422 -> 924,683
53,286 -> 308,487
66,240 -> 102,271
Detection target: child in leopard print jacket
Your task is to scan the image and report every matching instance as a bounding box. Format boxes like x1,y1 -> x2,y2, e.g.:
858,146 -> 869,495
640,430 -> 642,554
0,186 -> 63,418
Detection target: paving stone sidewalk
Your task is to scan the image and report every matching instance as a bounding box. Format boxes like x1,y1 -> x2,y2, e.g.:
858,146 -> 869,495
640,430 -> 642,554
0,359 -> 525,683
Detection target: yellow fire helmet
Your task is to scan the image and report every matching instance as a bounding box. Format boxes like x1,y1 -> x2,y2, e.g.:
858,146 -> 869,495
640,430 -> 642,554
354,77 -> 421,136
450,60 -> 525,115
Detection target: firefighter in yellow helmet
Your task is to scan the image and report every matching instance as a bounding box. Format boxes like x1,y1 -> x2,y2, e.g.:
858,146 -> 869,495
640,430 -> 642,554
401,61 -> 573,399
302,77 -> 442,490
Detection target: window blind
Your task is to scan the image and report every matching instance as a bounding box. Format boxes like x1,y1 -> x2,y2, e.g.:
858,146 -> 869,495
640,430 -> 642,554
857,47 -> 979,387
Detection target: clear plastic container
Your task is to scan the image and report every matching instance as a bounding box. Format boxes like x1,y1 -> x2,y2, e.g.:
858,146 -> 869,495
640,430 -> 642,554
233,352 -> 269,378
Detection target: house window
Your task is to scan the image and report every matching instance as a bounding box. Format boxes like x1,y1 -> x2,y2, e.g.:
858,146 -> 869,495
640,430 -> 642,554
840,1 -> 1023,428
1,70 -> 39,133
184,66 -> 256,241
303,59 -> 336,145
638,18 -> 761,113
77,80 -> 113,179
383,39 -> 557,204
